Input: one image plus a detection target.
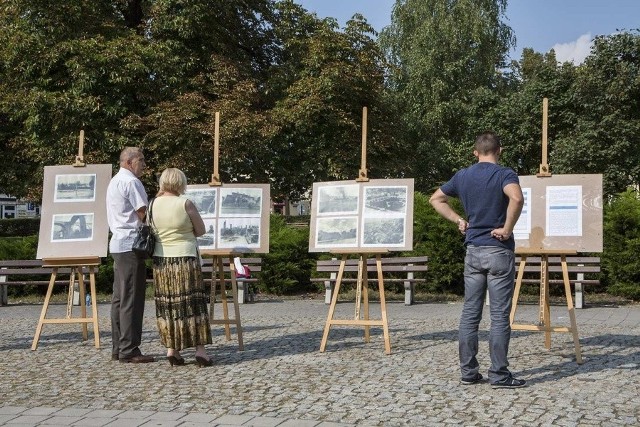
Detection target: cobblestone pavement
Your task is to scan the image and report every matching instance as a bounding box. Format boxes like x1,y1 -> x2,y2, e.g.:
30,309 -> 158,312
1,298 -> 639,426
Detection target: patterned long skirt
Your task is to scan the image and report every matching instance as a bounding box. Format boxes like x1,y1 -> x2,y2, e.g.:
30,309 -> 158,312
152,256 -> 212,350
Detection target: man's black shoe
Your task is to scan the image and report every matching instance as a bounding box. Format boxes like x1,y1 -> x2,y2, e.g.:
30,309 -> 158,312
491,376 -> 527,388
119,354 -> 155,364
460,373 -> 483,385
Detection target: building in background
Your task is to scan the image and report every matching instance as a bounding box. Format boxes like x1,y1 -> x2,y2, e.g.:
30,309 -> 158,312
0,194 -> 40,219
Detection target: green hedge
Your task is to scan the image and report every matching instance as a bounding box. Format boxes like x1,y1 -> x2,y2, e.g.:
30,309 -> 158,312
602,189 -> 640,300
2,190 -> 639,300
0,218 -> 40,237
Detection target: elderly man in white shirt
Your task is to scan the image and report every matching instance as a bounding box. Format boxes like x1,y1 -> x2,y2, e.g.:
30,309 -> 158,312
106,147 -> 154,363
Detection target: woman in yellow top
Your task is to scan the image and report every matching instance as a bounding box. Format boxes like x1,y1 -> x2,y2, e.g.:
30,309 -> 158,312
151,168 -> 213,367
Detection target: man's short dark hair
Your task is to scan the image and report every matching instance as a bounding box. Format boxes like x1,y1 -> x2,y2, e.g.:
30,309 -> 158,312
475,131 -> 501,155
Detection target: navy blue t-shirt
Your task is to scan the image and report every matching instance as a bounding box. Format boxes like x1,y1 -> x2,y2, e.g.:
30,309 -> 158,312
440,162 -> 519,251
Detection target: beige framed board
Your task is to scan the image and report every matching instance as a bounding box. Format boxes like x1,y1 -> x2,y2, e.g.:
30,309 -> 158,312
36,164 -> 113,259
185,183 -> 270,253
309,179 -> 414,252
514,174 -> 603,252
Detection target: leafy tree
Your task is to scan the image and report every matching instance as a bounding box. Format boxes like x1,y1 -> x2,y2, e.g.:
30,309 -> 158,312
380,0 -> 514,191
0,0 -> 172,198
553,31 -> 640,196
266,3 -> 406,203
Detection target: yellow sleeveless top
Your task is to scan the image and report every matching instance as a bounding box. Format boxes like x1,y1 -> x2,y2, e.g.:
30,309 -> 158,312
151,196 -> 198,257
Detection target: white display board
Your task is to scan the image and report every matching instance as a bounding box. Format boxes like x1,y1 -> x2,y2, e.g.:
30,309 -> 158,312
309,179 -> 414,252
514,174 -> 603,252
36,164 -> 113,259
185,183 -> 270,253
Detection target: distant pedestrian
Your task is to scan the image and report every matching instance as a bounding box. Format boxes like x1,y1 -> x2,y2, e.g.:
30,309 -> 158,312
430,131 -> 525,388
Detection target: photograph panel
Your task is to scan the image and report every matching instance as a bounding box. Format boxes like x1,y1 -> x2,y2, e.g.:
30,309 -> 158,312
54,174 -> 96,202
218,217 -> 261,248
317,185 -> 359,215
185,188 -> 217,218
363,186 -> 407,216
220,188 -> 262,216
51,213 -> 95,242
362,217 -> 405,247
197,218 -> 216,249
315,217 -> 358,248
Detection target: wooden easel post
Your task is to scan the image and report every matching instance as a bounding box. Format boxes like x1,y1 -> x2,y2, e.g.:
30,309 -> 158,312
209,112 -> 222,186
73,130 -> 86,167
537,98 -> 552,177
356,107 -> 369,182
32,257 -> 101,350
509,249 -> 583,364
202,251 -> 244,350
320,249 -> 391,354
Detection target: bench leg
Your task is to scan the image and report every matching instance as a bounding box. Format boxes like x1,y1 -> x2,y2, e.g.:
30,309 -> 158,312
324,270 -> 337,304
574,272 -> 584,309
0,282 -> 7,306
237,281 -> 246,304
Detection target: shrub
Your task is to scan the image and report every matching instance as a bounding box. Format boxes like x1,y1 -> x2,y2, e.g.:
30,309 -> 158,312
602,189 -> 640,300
0,218 -> 40,237
259,215 -> 317,294
404,191 -> 465,294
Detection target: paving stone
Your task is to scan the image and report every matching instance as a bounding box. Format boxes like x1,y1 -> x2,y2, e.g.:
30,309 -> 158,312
0,300 -> 639,426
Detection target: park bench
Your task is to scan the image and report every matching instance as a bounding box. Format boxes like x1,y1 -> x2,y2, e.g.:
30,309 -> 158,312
202,256 -> 261,304
0,259 -> 85,306
145,256 -> 262,304
514,255 -> 601,309
312,256 -> 429,305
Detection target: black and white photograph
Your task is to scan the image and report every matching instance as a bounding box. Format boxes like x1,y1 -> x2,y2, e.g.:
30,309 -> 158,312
197,218 -> 216,249
218,217 -> 261,248
54,174 -> 96,202
315,217 -> 358,247
362,217 -> 405,246
185,188 -> 217,218
50,213 -> 95,242
363,186 -> 407,215
317,185 -> 359,215
220,188 -> 262,216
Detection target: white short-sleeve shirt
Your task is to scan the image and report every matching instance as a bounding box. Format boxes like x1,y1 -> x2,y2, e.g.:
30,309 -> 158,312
106,168 -> 148,253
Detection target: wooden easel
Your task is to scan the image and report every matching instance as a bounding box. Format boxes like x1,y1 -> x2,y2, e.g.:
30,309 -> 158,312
319,107 -> 392,354
510,249 -> 582,364
320,250 -> 391,354
32,131 -> 101,350
202,251 -> 244,350
510,99 -> 583,364
32,257 -> 101,350
201,112 -> 244,349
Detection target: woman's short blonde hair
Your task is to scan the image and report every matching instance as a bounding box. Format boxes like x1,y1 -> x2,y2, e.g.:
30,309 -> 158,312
158,168 -> 187,195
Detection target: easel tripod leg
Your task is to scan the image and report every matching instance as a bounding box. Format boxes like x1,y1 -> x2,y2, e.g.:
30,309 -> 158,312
561,257 -> 583,364
32,268 -> 58,350
320,255 -> 347,352
89,266 -> 100,348
229,261 -> 244,351
376,255 -> 391,355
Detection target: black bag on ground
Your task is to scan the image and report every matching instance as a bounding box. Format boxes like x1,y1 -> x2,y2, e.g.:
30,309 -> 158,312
132,199 -> 155,258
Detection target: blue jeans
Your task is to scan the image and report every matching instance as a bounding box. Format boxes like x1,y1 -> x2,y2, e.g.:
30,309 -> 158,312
459,245 -> 515,383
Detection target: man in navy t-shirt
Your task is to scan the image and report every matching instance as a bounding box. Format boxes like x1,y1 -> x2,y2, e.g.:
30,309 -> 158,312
430,131 -> 526,388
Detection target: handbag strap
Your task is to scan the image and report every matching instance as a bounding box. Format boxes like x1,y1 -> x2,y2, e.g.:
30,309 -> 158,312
146,198 -> 155,228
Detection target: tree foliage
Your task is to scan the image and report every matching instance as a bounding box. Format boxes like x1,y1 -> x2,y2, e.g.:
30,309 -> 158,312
380,0 -> 514,190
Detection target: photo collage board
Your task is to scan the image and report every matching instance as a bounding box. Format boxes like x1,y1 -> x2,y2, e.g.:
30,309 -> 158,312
36,164 -> 113,259
185,183 -> 271,254
309,179 -> 414,252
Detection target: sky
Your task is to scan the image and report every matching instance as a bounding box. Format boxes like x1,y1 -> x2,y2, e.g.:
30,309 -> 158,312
294,0 -> 640,64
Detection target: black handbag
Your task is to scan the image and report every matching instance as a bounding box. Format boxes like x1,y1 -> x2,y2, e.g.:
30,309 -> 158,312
132,198 -> 156,258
